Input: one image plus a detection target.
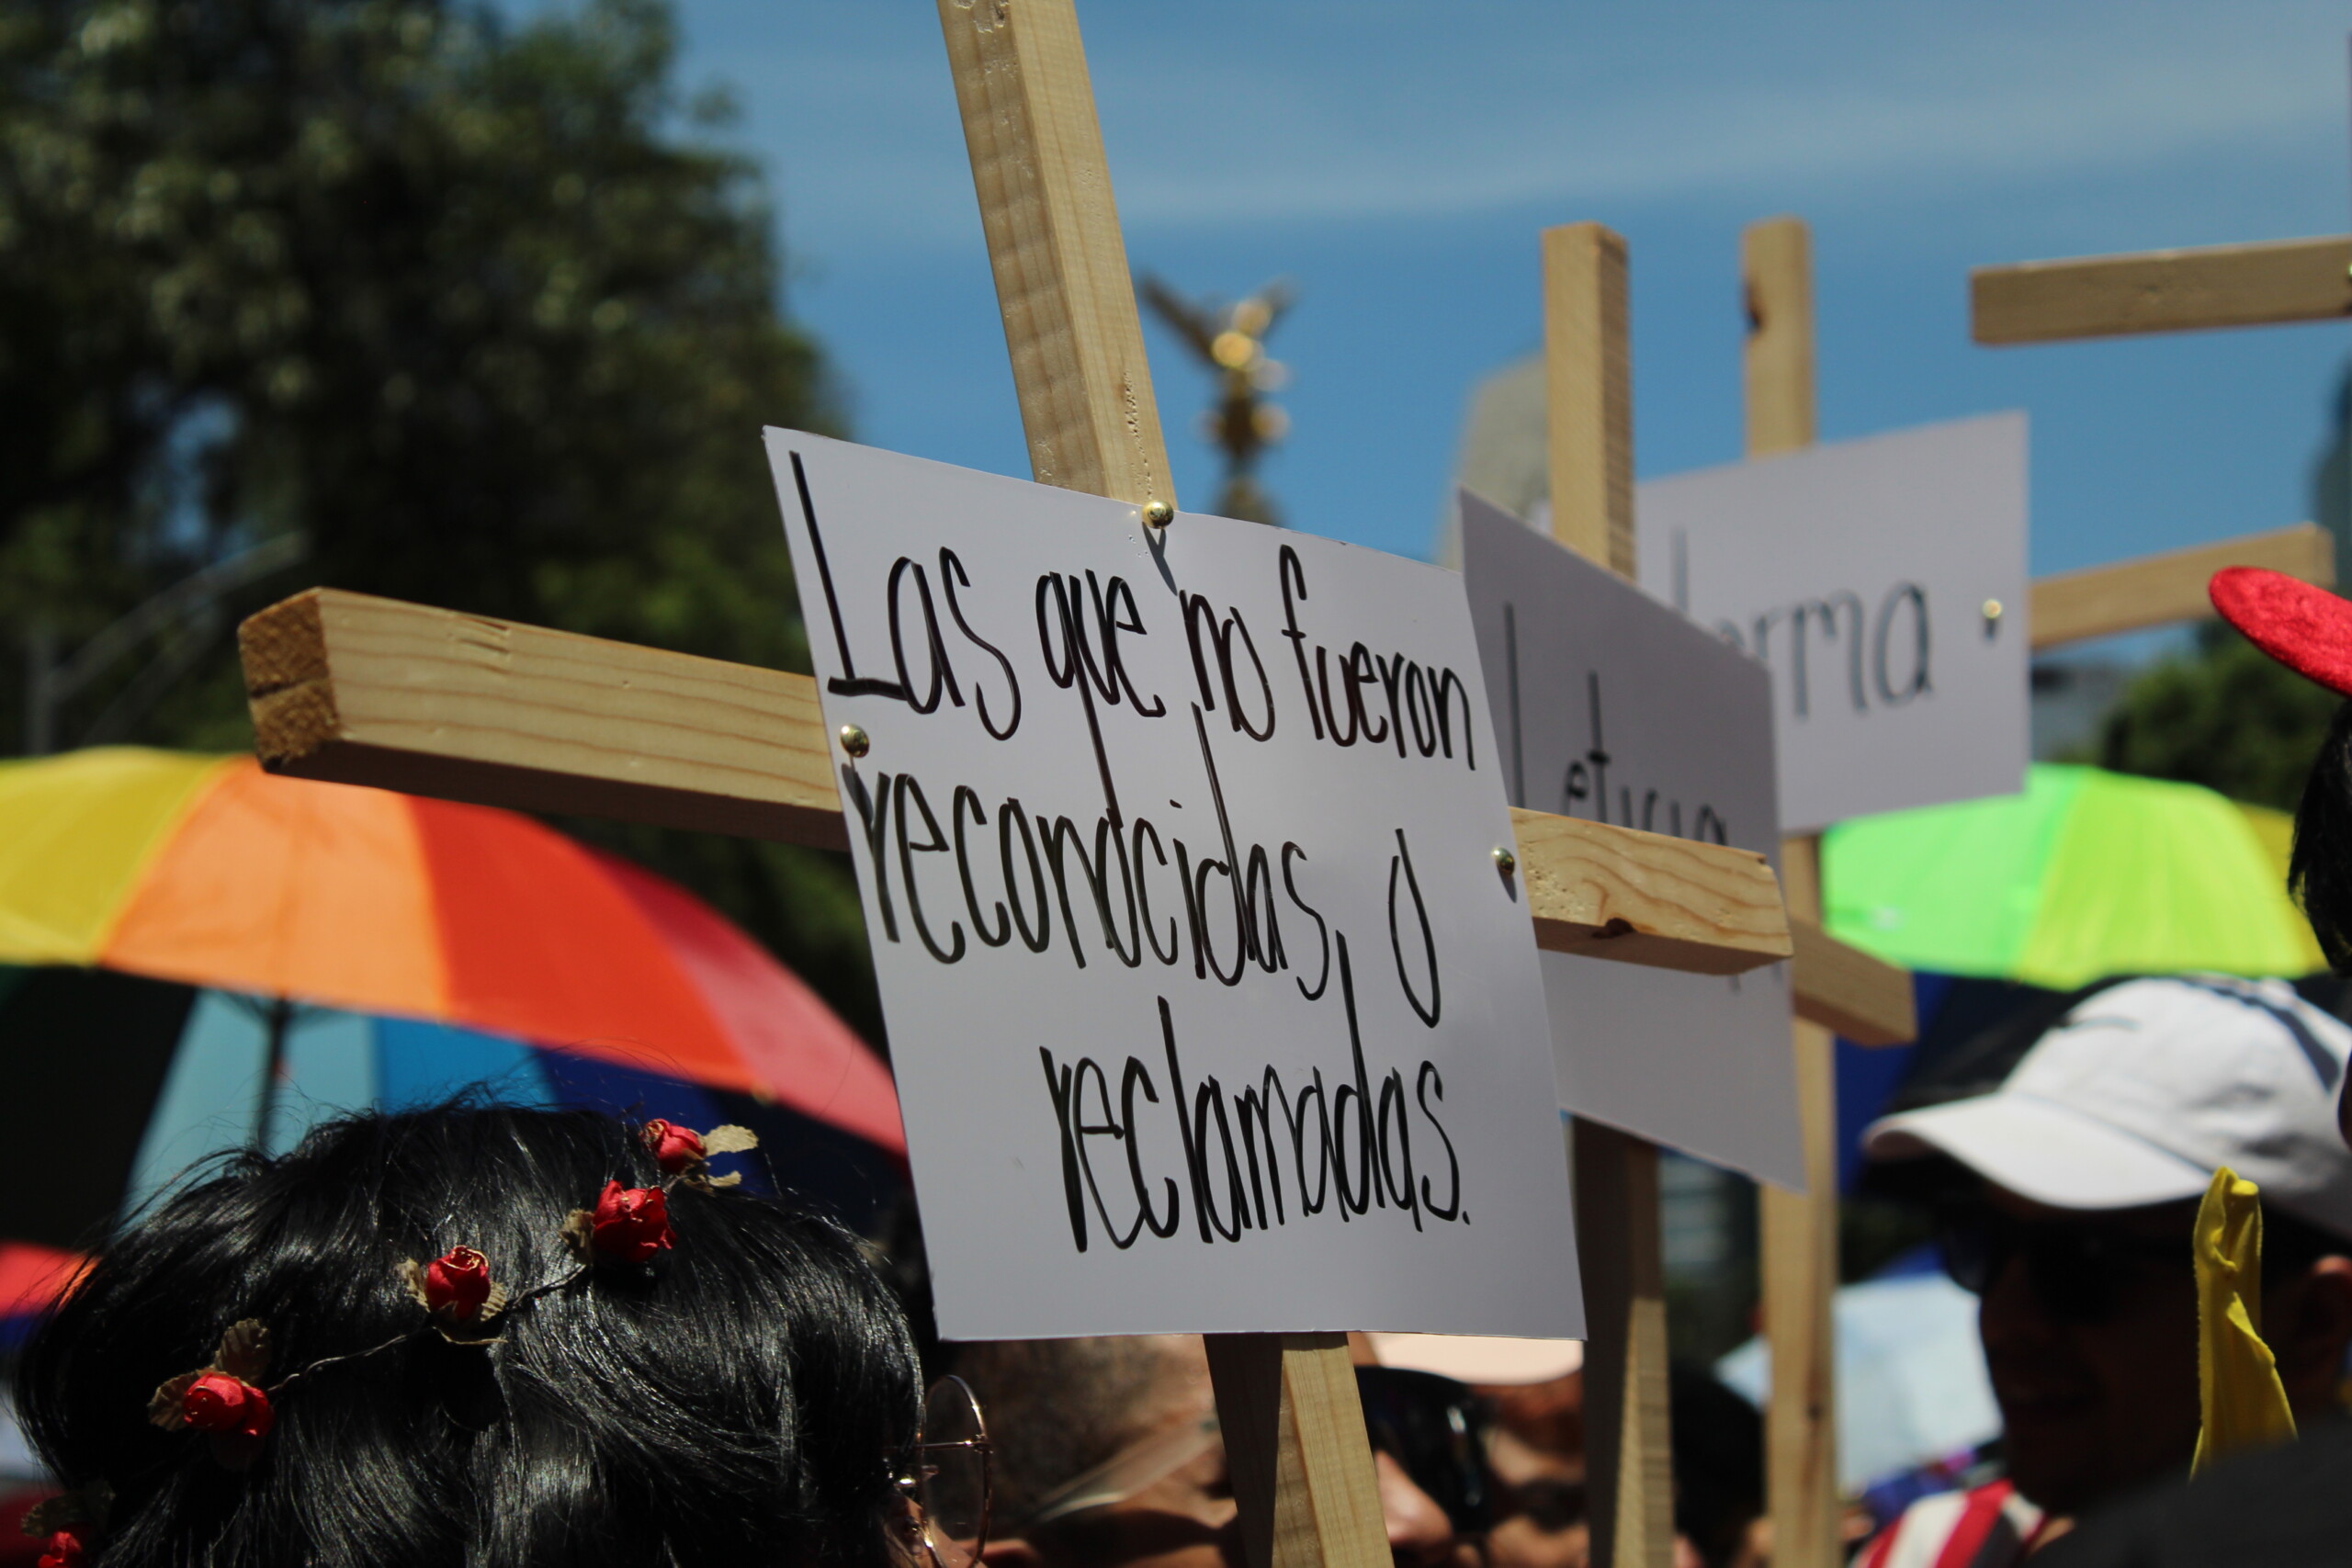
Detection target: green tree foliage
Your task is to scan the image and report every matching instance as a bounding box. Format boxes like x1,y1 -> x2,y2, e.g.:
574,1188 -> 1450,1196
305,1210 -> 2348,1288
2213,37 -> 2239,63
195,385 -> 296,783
0,0 -> 883,1038
2091,622 -> 2342,810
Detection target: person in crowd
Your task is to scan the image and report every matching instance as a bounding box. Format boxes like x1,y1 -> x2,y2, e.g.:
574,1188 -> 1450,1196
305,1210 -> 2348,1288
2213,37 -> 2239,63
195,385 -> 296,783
1364,1331 -> 1762,1568
1853,976 -> 2352,1565
2213,570 -> 2352,1017
951,1334 -> 1479,1568
1366,1334 -> 1586,1568
14,1104 -> 927,1568
2000,571 -> 2352,1564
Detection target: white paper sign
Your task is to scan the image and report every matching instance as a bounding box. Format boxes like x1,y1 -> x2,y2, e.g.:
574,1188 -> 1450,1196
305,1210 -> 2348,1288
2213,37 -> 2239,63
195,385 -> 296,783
1634,413 -> 2030,833
766,431 -> 1583,1341
1459,493 -> 1804,1191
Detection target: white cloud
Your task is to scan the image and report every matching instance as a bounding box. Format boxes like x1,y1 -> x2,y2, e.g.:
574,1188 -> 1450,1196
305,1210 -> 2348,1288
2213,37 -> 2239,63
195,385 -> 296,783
673,0 -> 2350,251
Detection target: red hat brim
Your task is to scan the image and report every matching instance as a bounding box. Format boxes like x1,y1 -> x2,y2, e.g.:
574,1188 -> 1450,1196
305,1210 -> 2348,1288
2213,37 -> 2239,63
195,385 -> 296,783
2211,567 -> 2352,699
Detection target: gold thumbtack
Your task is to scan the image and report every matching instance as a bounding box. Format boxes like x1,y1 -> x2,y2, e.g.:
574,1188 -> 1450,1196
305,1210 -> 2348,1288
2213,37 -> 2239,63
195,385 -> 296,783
1143,500 -> 1175,528
839,724 -> 870,759
1982,599 -> 2004,622
1493,846 -> 1517,874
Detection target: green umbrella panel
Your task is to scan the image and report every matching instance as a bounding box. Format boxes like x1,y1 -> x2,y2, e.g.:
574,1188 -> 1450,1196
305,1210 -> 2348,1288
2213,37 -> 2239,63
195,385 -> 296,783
1822,764 -> 2324,989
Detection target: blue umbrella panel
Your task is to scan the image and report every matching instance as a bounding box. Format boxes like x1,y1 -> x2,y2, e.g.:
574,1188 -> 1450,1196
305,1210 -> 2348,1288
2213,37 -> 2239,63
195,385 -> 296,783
0,964 -> 906,1252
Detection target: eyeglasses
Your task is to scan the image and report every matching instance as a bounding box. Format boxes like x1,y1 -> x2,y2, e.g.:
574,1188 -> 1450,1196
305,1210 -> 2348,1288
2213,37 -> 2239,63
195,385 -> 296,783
1937,1209 -> 2189,1325
899,1376 -> 993,1568
1503,1475 -> 1586,1534
1354,1365 -> 1497,1535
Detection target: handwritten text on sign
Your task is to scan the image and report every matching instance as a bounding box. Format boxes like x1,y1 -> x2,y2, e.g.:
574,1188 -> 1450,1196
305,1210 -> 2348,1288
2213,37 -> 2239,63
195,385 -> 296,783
767,432 -> 1580,1341
1635,412 -> 2030,832
1461,492 -> 1803,1190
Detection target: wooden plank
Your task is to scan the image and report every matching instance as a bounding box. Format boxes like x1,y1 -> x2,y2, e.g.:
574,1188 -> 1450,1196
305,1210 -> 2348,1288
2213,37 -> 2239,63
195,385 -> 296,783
1973,234 -> 2352,344
237,589 -> 1797,978
1793,932 -> 1911,1048
1512,807 -> 1788,975
1788,916 -> 1914,1047
2030,522 -> 2335,651
1761,888 -> 1842,1568
936,0 -> 1173,510
1746,217 -> 1843,1568
1542,219 -> 1671,1568
1743,217 -> 1816,457
933,8 -> 1368,1566
1544,223 -> 1636,579
1204,1334 -> 1388,1568
239,587 -> 848,850
1572,1120 -> 1671,1568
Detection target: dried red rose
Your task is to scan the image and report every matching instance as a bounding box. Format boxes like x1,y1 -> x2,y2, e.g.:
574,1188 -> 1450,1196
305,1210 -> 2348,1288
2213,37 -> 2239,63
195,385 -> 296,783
38,1529 -> 83,1568
182,1373 -> 274,1440
641,1120 -> 707,1175
424,1247 -> 494,1320
590,1180 -> 673,1263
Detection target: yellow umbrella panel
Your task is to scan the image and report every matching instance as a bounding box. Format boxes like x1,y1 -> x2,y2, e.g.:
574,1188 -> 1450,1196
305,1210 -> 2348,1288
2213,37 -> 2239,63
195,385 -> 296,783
1824,765 -> 2324,988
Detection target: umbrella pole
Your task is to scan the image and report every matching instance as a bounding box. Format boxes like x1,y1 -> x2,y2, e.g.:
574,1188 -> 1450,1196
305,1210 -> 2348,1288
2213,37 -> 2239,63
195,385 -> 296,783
254,997 -> 291,1153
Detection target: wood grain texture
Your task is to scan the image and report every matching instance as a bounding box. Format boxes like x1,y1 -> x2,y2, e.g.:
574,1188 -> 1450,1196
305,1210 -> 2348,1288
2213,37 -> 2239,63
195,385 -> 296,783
1760,1014 -> 1841,1567
240,589 -> 848,849
1761,838 -> 1842,1568
1544,223 -> 1635,579
1511,808 -> 1788,975
936,0 -> 1172,510
1788,917 -> 1914,1046
1973,234 -> 2352,344
1204,1335 -> 1389,1568
1543,220 -> 1670,1568
1742,218 -> 1816,458
1572,1121 -> 1673,1568
1746,217 -> 1840,1568
2030,522 -> 2335,651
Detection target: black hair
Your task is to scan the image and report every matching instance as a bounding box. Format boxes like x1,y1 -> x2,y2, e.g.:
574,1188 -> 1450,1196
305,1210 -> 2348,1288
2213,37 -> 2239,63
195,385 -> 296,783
2292,699 -> 2352,972
16,1102 -> 921,1568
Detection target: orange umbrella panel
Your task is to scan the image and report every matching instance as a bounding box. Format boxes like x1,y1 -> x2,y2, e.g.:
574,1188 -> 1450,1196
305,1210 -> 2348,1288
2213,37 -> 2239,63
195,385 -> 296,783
0,750 -> 903,1155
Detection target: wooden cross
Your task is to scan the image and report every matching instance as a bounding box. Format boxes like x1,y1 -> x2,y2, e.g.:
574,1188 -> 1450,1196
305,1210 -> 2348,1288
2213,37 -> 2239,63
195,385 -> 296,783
1730,218 -> 2345,1568
1529,220 -> 1928,1568
1539,220 -> 1673,1568
1972,234 -> 2342,634
232,6 -> 1916,1566
1740,216 -> 1847,1568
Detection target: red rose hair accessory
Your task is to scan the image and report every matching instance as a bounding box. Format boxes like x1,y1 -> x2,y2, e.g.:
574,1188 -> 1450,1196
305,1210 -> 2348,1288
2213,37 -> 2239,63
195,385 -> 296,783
138,1145 -> 742,1469
22,1484 -> 110,1568
147,1321 -> 274,1469
563,1180 -> 675,1265
2211,568 -> 2352,697
639,1119 -> 759,1186
399,1247 -> 511,1344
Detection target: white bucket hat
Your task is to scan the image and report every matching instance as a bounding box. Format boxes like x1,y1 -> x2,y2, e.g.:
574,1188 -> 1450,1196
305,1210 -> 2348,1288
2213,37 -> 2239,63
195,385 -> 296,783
1863,976 -> 2352,1242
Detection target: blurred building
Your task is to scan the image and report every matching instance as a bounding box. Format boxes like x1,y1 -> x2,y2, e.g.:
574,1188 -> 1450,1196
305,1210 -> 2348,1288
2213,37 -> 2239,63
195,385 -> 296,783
1440,354 -> 1547,565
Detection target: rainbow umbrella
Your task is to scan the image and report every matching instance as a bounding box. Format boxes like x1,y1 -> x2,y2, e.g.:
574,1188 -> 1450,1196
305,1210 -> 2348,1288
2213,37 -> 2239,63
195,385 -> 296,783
1823,763 -> 2324,987
0,749 -> 904,1247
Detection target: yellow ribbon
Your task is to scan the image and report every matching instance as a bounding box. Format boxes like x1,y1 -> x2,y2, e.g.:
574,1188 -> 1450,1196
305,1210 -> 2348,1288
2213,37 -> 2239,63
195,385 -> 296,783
2192,1167 -> 2297,1475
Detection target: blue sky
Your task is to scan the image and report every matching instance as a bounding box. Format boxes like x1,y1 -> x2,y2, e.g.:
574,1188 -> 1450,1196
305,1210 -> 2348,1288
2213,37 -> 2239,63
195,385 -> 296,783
621,2 -> 2352,613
